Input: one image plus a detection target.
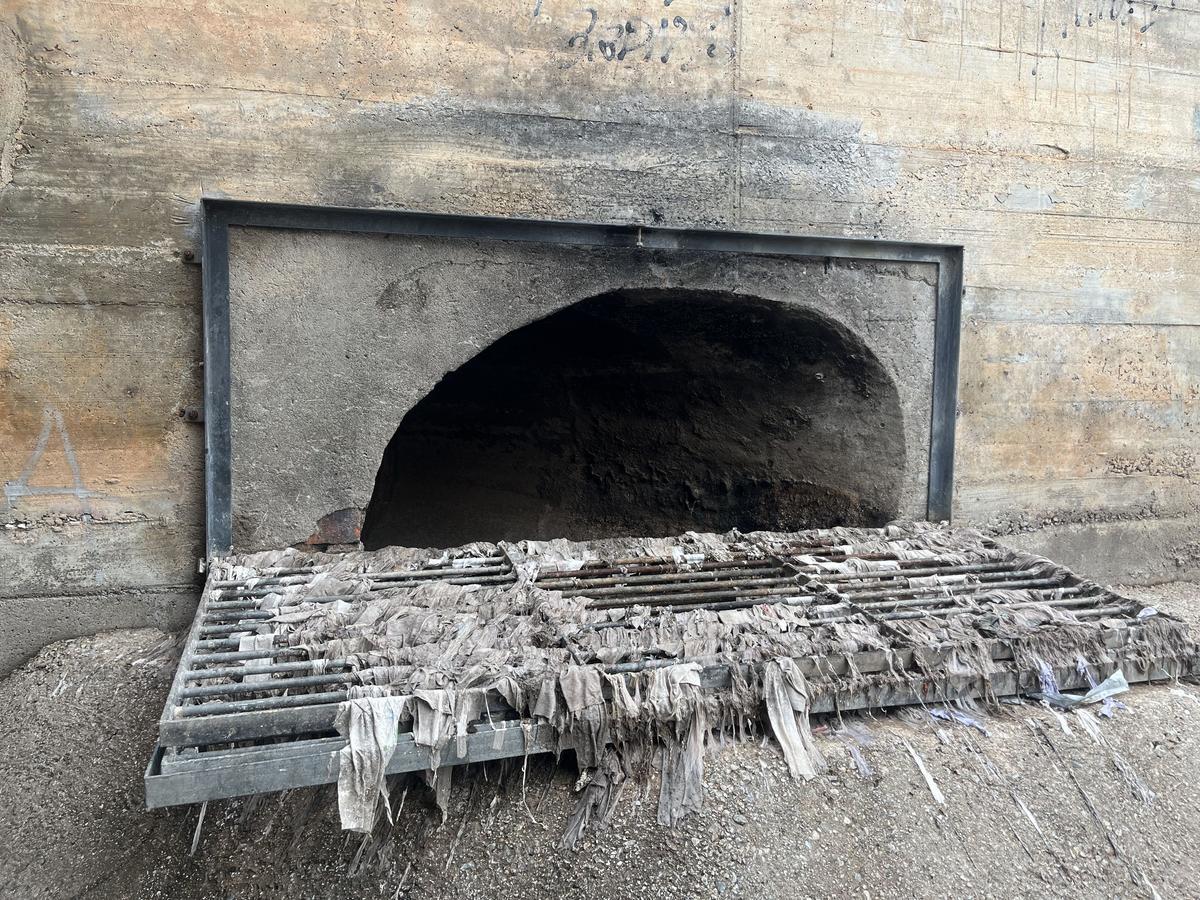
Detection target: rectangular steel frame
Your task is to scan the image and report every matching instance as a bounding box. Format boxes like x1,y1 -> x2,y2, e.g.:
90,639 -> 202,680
199,197 -> 965,557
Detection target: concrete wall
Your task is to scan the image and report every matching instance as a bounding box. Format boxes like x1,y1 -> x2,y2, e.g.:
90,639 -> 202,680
1,0 -> 1197,671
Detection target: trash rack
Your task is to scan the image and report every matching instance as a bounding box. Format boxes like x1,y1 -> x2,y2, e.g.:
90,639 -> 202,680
145,522 -> 1197,808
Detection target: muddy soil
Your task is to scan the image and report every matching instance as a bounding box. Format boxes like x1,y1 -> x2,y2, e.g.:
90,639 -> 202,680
0,585 -> 1197,899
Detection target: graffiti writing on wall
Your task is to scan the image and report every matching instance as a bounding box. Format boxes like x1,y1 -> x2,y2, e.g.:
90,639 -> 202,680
558,1 -> 735,63
4,406 -> 92,515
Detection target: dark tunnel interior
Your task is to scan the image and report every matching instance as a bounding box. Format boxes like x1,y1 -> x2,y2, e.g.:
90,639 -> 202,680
360,289 -> 906,549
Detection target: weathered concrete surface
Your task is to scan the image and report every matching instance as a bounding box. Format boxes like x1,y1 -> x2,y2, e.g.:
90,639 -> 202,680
0,587 -> 193,674
1002,514 -> 1200,587
1,0 -> 1198,665
229,233 -> 936,549
0,19 -> 23,191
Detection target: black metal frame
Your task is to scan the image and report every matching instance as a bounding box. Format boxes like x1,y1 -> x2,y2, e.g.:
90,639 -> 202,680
200,197 -> 964,557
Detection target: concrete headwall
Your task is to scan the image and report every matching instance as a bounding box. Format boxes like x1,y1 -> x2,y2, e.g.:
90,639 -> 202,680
1,0 -> 1197,671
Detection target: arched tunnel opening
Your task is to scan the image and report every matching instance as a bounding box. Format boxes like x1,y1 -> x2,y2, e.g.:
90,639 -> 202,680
360,289 -> 906,550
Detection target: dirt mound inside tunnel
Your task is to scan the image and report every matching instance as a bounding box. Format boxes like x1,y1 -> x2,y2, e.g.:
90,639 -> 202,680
2,592 -> 1200,900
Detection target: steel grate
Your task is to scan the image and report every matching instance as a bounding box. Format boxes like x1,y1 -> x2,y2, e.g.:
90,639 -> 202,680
145,525 -> 1196,808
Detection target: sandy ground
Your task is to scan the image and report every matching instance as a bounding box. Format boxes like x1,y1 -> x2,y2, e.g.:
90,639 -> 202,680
0,584 -> 1197,899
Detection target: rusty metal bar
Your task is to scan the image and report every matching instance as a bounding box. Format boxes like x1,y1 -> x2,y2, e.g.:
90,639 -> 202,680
534,565 -> 789,591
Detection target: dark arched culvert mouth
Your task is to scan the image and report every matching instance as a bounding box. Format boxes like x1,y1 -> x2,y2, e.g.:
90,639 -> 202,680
361,289 -> 906,549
